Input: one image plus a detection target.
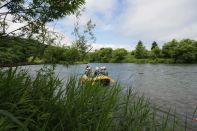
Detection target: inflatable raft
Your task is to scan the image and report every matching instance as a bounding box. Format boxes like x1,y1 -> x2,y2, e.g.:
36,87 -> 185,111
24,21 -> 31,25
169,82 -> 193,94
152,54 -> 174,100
81,75 -> 115,86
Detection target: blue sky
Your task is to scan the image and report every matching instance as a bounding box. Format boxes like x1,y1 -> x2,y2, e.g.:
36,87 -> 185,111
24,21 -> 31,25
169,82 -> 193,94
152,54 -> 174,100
49,0 -> 197,50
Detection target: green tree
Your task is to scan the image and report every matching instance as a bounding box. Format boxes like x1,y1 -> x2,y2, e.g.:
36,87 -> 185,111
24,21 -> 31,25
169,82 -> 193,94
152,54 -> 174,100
0,36 -> 43,65
0,0 -> 85,37
162,39 -> 179,62
134,41 -> 147,59
64,47 -> 80,63
112,48 -> 128,62
72,9 -> 96,61
150,41 -> 161,58
151,41 -> 158,50
176,39 -> 197,63
44,46 -> 65,63
98,48 -> 113,62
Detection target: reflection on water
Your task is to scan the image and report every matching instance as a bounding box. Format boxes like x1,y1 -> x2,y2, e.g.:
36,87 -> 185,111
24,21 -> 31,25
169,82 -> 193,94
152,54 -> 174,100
20,63 -> 197,118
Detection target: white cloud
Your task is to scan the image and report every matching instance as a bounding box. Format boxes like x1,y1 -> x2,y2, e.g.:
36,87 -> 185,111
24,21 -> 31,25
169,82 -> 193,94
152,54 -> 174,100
62,0 -> 118,31
118,0 -> 197,42
46,26 -> 72,46
85,0 -> 117,19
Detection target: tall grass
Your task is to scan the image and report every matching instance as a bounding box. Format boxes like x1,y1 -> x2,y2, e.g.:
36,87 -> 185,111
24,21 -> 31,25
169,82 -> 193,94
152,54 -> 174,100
0,66 -> 188,130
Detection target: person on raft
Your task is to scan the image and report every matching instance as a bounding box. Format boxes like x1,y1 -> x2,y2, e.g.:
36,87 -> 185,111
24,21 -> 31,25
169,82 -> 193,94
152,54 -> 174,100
94,67 -> 100,77
93,66 -> 108,76
100,66 -> 108,76
84,64 -> 93,77
84,64 -> 109,77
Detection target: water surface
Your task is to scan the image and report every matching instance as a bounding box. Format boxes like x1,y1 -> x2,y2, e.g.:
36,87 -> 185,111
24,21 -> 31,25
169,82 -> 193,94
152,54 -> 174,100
21,63 -> 197,118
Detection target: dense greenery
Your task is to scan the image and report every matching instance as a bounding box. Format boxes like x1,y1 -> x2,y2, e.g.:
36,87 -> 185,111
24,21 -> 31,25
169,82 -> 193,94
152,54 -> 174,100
0,66 -> 189,130
0,0 -> 87,66
87,39 -> 197,64
0,36 -> 45,65
1,38 -> 197,66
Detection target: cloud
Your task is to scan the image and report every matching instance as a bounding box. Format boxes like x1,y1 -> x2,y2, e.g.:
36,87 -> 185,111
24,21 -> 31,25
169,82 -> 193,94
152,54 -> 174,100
61,0 -> 118,31
118,0 -> 197,42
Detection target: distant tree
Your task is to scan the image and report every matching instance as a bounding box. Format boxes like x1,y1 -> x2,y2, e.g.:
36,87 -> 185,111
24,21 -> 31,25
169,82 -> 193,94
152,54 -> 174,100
98,48 -> 113,62
64,47 -> 80,63
162,39 -> 179,62
151,41 -> 158,50
176,39 -> 197,63
112,48 -> 128,62
44,46 -> 65,63
150,46 -> 161,59
134,41 -> 147,59
150,41 -> 161,58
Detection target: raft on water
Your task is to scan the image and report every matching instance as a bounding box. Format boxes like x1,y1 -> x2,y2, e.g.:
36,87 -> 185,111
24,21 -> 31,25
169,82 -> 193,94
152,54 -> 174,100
81,75 -> 115,86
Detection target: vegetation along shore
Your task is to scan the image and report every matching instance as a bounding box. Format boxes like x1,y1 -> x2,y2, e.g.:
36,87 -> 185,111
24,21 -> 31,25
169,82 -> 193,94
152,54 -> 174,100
1,37 -> 197,67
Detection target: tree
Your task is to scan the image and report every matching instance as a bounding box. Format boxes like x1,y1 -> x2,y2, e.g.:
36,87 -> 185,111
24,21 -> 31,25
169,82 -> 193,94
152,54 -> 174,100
44,46 -> 65,63
150,41 -> 161,58
162,39 -> 179,62
0,0 -> 85,37
176,39 -> 197,63
64,47 -> 80,63
98,48 -> 113,62
72,9 -> 96,61
112,48 -> 128,62
134,41 -> 147,59
151,41 -> 158,50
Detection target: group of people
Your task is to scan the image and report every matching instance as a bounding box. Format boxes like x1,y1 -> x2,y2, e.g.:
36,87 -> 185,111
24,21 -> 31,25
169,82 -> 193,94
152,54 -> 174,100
84,64 -> 108,77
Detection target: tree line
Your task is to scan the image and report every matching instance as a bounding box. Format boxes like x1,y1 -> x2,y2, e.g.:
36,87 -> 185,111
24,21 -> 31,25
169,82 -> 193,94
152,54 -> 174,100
1,38 -> 197,66
87,39 -> 197,64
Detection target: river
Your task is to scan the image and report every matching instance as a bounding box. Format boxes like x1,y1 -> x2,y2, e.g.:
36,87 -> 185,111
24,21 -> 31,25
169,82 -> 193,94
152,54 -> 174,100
20,63 -> 197,119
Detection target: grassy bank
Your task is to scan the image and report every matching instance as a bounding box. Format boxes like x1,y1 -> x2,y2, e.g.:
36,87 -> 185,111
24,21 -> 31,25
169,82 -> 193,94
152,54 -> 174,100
0,66 -> 191,130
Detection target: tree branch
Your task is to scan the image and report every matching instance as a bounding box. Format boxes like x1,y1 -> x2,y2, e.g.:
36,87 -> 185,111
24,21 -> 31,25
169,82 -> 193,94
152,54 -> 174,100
0,1 -> 12,9
5,19 -> 39,37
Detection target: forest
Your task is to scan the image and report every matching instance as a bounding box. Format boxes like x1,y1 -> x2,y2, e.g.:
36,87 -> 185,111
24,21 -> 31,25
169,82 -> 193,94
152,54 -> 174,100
1,37 -> 197,66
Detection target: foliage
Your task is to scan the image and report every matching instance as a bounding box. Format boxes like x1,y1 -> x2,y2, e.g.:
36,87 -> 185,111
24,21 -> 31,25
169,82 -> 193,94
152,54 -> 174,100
86,39 -> 197,64
111,48 -> 128,62
72,9 -> 96,61
1,38 -> 197,66
162,39 -> 197,63
87,48 -> 113,63
151,41 -> 158,50
176,39 -> 197,63
0,36 -> 44,65
134,41 -> 148,59
43,45 -> 66,63
0,67 -> 185,130
0,0 -> 85,37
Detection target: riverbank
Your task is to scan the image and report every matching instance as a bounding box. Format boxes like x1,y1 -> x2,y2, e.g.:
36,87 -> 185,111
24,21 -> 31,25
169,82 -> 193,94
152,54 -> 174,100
0,66 -> 195,130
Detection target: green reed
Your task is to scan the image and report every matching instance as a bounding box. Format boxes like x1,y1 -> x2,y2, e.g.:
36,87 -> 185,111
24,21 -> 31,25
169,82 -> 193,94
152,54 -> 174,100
0,66 -> 189,130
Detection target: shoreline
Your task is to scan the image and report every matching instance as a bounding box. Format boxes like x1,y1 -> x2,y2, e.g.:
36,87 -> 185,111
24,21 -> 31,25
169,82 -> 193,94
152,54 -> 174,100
1,61 -> 197,68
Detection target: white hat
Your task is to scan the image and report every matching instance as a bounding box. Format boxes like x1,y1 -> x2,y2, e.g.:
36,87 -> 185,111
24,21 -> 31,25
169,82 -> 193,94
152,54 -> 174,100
96,67 -> 99,70
103,66 -> 106,69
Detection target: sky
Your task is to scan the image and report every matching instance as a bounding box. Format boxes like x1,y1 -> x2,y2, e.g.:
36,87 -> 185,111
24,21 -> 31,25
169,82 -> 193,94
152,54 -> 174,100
3,0 -> 197,51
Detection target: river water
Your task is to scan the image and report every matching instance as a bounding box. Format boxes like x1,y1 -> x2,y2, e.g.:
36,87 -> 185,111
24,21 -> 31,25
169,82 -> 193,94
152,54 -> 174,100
20,63 -> 197,119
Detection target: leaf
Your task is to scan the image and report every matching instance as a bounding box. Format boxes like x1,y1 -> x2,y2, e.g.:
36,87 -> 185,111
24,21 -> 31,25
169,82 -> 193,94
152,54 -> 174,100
0,110 -> 28,131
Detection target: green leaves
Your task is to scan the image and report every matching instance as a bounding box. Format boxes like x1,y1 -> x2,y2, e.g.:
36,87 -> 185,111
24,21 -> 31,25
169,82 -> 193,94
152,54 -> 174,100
0,110 -> 28,131
0,0 -> 85,36
135,40 -> 148,59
